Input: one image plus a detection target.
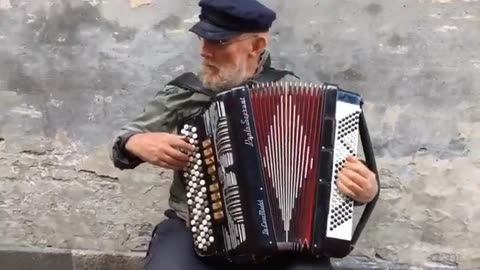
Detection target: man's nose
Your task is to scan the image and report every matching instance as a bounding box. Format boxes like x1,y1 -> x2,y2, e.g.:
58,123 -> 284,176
200,39 -> 214,58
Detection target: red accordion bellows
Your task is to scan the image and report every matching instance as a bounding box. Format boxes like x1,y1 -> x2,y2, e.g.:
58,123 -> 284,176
250,83 -> 323,247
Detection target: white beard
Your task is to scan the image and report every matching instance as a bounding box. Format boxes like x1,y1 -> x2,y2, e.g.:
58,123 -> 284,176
200,59 -> 249,92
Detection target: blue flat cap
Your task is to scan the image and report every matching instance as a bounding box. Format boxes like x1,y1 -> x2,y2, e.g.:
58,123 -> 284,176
190,0 -> 276,41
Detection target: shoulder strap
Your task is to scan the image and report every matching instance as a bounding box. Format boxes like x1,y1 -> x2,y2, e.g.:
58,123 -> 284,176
248,67 -> 299,84
166,72 -> 215,97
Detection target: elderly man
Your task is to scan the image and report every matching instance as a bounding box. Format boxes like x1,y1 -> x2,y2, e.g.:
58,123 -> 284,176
111,0 -> 378,269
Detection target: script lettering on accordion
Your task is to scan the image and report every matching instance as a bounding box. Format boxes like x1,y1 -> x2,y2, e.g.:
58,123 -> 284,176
257,199 -> 269,236
239,97 -> 254,147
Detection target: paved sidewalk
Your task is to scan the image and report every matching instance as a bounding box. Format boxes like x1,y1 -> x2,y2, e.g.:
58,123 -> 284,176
0,246 -> 470,270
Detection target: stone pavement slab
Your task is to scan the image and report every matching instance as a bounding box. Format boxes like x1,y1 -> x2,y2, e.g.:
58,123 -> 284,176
0,246 -> 473,270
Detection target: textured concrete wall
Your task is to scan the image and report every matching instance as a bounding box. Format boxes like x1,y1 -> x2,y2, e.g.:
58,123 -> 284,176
0,0 -> 479,269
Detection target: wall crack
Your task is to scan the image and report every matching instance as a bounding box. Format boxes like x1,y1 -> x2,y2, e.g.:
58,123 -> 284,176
78,169 -> 119,182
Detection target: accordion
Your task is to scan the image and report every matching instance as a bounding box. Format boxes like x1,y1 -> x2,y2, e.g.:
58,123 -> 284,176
178,81 -> 379,263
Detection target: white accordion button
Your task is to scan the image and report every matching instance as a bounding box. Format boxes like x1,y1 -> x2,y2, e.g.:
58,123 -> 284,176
193,134 -> 198,139
204,208 -> 210,214
200,180 -> 206,186
191,226 -> 197,233
198,243 -> 204,249
201,187 -> 207,193
209,236 -> 214,243
186,192 -> 192,198
198,192 -> 203,197
196,160 -> 202,165
202,220 -> 208,225
200,231 -> 205,237
187,199 -> 193,205
203,226 -> 209,233
192,127 -> 197,132
205,214 -> 211,221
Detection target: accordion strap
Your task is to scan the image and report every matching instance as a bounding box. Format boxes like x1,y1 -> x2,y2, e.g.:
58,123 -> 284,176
166,72 -> 215,97
247,67 -> 299,84
350,110 -> 381,247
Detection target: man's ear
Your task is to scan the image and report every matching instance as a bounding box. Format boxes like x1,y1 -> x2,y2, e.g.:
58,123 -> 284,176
250,33 -> 268,57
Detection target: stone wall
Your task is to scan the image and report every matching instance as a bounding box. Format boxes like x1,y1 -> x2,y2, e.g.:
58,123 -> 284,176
0,0 -> 479,269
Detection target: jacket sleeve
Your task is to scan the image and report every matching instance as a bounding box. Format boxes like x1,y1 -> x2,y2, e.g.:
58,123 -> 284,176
110,85 -> 206,170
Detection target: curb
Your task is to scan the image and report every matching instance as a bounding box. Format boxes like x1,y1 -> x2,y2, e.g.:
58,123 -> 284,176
0,246 -> 464,270
0,246 -> 144,270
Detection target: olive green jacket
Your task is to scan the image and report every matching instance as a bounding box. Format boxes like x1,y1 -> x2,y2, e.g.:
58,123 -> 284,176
111,56 -> 299,221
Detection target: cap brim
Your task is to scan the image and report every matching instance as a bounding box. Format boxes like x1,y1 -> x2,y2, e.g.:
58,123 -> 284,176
189,20 -> 241,41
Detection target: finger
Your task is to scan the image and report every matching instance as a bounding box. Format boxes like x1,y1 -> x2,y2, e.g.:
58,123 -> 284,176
153,160 -> 177,170
162,154 -> 188,169
346,155 -> 360,163
149,151 -> 185,170
341,167 -> 367,188
170,135 -> 195,152
336,176 -> 356,198
338,170 -> 363,195
165,146 -> 190,163
345,158 -> 371,179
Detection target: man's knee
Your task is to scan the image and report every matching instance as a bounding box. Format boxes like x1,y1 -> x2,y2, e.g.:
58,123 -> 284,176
285,257 -> 333,270
143,217 -> 211,270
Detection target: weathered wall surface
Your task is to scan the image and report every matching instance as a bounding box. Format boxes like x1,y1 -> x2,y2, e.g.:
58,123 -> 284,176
0,0 -> 479,269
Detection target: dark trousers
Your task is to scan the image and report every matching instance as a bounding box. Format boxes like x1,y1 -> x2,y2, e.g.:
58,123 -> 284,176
144,210 -> 333,270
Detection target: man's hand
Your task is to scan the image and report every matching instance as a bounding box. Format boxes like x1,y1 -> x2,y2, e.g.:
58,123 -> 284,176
125,132 -> 194,170
337,156 -> 378,204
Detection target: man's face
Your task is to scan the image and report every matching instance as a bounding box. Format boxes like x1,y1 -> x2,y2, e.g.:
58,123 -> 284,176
199,34 -> 258,91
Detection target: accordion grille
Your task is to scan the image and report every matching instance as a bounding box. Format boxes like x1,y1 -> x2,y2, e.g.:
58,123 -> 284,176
250,83 -> 323,246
